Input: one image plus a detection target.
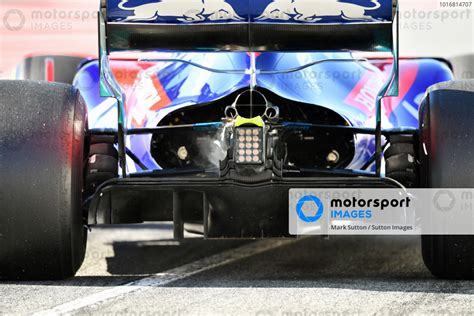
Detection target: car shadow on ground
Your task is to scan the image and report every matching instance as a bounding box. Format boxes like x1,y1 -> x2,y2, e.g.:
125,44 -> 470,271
106,234 -> 474,294
106,238 -> 249,275
2,230 -> 473,295
156,235 -> 474,295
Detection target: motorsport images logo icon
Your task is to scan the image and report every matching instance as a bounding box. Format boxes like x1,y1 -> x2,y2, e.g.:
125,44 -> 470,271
296,195 -> 324,223
3,9 -> 26,31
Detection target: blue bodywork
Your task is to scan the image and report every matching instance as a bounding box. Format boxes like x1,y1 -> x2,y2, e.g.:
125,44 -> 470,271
74,53 -> 453,172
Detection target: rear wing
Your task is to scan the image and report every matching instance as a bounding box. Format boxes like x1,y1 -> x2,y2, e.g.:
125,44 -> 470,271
98,0 -> 399,178
101,0 -> 397,52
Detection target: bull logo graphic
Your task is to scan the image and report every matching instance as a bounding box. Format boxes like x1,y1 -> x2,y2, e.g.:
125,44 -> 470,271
256,0 -> 383,22
118,0 -> 243,22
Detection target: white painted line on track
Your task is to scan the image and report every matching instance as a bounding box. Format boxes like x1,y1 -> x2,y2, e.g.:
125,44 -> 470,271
34,239 -> 294,316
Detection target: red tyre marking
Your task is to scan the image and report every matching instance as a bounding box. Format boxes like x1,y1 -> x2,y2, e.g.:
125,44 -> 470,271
45,58 -> 55,82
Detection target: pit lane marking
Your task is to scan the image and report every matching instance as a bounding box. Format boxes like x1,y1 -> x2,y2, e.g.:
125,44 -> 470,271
34,239 -> 294,315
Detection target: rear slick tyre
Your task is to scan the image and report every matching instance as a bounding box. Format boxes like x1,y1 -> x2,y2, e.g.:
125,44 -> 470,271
0,80 -> 88,280
419,80 -> 474,279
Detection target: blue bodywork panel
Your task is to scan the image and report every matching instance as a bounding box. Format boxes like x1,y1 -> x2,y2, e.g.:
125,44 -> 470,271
74,53 -> 453,172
